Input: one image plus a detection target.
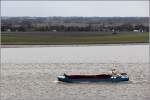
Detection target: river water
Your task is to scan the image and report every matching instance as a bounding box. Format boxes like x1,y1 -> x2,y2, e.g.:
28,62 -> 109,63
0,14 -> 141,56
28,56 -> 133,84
1,44 -> 149,63
1,44 -> 150,100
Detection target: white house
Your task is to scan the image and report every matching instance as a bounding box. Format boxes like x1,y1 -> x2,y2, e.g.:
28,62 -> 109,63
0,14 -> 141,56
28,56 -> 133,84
52,30 -> 57,32
133,29 -> 144,32
133,30 -> 139,32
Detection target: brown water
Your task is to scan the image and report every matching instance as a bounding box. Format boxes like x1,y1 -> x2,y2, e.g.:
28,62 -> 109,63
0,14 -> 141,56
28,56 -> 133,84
1,63 -> 149,100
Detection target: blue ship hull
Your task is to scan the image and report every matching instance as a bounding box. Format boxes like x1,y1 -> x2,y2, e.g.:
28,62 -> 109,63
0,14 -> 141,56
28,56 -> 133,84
57,74 -> 129,83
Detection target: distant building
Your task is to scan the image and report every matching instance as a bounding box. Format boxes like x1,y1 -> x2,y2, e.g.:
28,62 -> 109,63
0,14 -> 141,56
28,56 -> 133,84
112,29 -> 117,34
133,29 -> 144,32
133,30 -> 139,32
6,29 -> 11,32
139,29 -> 144,32
112,29 -> 115,32
52,30 -> 57,32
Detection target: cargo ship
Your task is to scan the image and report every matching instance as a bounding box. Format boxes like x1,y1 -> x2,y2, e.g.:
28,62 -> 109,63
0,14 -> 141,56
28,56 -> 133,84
57,70 -> 129,83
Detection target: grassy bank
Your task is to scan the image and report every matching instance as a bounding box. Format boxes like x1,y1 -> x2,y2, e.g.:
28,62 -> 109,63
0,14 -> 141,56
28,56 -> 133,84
1,32 -> 149,45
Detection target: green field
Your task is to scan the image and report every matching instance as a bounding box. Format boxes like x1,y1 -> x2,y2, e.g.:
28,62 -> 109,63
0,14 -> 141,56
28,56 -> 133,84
1,32 -> 149,45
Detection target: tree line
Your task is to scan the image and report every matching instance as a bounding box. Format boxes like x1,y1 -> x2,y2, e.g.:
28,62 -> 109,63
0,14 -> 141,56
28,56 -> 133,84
1,17 -> 149,32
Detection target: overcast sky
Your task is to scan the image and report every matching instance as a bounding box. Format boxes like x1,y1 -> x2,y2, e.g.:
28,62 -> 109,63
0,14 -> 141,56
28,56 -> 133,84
1,1 -> 149,17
